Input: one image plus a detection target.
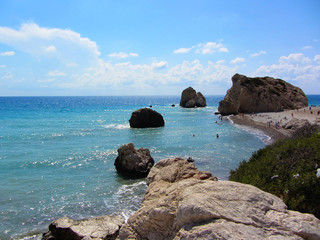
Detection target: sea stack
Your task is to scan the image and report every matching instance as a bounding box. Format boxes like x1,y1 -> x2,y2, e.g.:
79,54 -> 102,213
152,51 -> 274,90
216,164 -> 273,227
218,74 -> 308,115
180,87 -> 206,108
129,108 -> 165,128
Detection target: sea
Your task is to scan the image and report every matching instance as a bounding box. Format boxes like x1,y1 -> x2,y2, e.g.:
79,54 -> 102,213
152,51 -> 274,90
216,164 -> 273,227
1,95 -> 319,239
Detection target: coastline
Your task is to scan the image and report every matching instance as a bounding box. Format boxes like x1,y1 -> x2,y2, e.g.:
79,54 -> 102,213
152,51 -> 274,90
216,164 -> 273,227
229,106 -> 320,144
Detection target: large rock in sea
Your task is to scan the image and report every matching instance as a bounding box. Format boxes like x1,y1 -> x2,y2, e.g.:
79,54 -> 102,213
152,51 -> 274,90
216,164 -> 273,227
119,158 -> 320,239
218,74 -> 308,115
180,87 -> 206,108
114,143 -> 154,178
42,215 -> 124,240
129,108 -> 164,128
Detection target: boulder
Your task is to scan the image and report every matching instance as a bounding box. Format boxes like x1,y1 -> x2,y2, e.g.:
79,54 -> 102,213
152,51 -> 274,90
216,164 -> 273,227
119,158 -> 320,240
42,215 -> 124,240
180,87 -> 206,108
129,108 -> 164,128
218,74 -> 308,115
114,143 -> 154,178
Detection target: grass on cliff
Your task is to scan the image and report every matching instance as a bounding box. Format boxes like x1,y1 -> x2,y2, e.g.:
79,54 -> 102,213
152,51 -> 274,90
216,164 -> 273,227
229,132 -> 320,218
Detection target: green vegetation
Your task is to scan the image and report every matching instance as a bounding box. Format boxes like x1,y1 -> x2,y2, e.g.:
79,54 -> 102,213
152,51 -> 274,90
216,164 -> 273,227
229,133 -> 320,218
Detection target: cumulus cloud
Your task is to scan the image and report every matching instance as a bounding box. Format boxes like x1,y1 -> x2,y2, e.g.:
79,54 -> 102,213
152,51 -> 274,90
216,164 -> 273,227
230,57 -> 245,64
0,23 -> 100,64
108,52 -> 139,58
313,55 -> 320,62
250,50 -> 266,57
0,51 -> 15,56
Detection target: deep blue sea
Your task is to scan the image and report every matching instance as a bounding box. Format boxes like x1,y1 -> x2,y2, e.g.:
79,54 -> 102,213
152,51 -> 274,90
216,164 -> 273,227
1,95 -> 319,239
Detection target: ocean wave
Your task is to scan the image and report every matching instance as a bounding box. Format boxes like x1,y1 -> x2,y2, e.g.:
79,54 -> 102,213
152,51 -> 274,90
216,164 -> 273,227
102,124 -> 130,129
228,117 -> 272,144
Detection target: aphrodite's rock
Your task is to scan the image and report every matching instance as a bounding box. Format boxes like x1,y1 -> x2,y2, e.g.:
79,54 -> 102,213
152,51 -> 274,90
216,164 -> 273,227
218,74 -> 308,115
129,108 -> 164,128
42,215 -> 124,240
114,143 -> 154,178
119,158 -> 320,240
180,87 -> 206,108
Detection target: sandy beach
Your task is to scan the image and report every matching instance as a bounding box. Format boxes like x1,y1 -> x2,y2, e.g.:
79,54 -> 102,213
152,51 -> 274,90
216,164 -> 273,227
230,106 -> 320,143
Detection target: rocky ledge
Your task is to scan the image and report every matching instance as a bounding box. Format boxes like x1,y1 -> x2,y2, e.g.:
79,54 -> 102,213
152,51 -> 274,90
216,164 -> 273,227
218,74 -> 308,115
43,158 -> 320,240
120,158 -> 320,239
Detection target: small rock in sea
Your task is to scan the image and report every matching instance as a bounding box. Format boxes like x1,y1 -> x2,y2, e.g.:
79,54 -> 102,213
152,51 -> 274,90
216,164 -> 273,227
172,104 -> 175,107
129,108 -> 165,128
187,157 -> 194,162
114,143 -> 154,178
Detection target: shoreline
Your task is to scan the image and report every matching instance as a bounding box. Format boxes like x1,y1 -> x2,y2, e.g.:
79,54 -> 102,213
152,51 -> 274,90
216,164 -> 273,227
229,106 -> 320,144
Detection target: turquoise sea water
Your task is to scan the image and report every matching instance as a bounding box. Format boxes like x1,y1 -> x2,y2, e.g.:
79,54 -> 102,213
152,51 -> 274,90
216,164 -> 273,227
0,95 -> 319,239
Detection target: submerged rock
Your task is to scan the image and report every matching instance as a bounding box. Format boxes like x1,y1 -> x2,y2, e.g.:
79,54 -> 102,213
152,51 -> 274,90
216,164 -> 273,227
119,157 -> 320,240
114,143 -> 154,178
218,74 -> 308,115
42,215 -> 124,240
180,87 -> 206,108
129,108 -> 164,128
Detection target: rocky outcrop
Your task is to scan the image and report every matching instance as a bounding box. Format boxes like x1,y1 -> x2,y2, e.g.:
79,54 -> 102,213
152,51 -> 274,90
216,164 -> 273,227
180,87 -> 206,108
218,74 -> 308,115
119,158 -> 320,240
42,215 -> 124,240
114,143 -> 154,178
129,108 -> 164,128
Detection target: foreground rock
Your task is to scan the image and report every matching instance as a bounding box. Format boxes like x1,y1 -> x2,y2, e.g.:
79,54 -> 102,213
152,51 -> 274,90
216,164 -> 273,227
129,108 -> 164,128
218,74 -> 308,115
42,215 -> 124,240
114,143 -> 154,178
119,158 -> 320,239
180,87 -> 206,108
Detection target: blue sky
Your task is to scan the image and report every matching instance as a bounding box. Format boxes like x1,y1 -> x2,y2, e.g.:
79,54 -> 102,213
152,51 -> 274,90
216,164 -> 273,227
0,0 -> 319,96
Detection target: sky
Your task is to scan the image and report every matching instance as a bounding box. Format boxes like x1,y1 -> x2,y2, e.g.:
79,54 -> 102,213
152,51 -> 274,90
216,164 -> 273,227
0,0 -> 319,96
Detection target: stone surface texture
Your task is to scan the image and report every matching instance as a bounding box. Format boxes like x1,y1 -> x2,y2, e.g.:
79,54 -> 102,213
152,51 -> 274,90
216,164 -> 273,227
129,108 -> 164,128
114,143 -> 154,178
119,158 -> 320,240
42,215 -> 124,240
180,87 -> 206,108
218,74 -> 308,115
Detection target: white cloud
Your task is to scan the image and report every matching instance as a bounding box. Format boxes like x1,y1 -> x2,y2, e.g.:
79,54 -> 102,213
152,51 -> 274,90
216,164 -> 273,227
174,41 -> 228,55
302,45 -> 312,50
2,72 -> 13,79
254,53 -> 320,91
46,70 -> 66,77
45,45 -> 56,53
173,47 -> 193,54
250,51 -> 266,57
196,42 -> 228,54
108,52 -> 139,58
0,51 -> 15,56
230,57 -> 245,64
314,55 -> 320,62
0,23 -> 100,64
0,65 -> 6,68
151,61 -> 168,69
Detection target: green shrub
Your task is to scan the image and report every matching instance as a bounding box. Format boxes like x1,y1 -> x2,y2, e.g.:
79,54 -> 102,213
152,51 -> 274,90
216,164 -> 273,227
229,133 -> 320,218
